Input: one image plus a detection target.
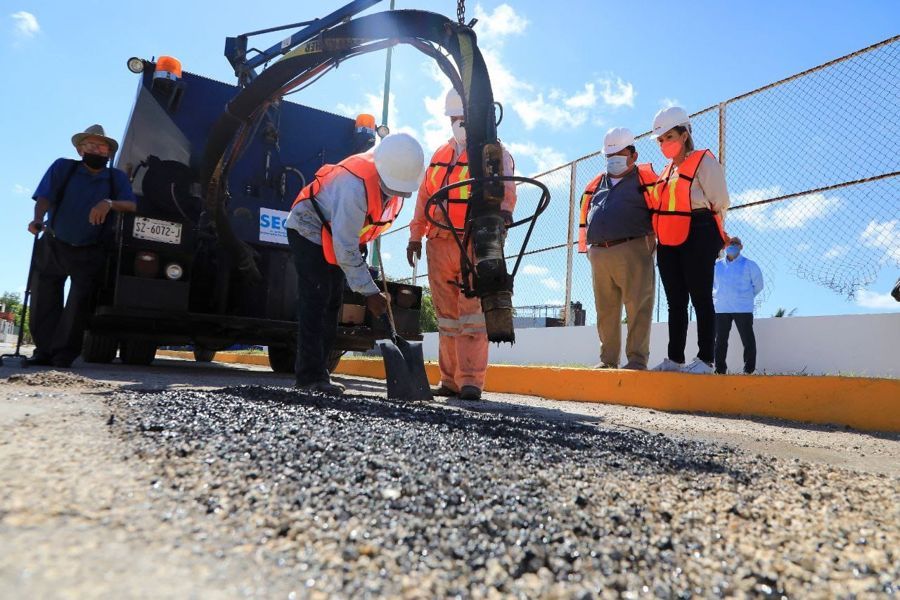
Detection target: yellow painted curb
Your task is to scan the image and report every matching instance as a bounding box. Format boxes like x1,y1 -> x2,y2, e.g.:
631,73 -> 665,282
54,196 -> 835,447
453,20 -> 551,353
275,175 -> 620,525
154,351 -> 900,433
156,350 -> 271,367
333,358 -> 900,434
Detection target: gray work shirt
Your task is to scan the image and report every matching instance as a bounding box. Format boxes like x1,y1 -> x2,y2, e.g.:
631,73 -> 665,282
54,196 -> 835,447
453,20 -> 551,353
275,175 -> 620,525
585,168 -> 654,245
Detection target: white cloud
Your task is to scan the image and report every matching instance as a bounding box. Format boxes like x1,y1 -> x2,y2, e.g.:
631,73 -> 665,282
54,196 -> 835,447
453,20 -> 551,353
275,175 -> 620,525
823,245 -> 849,260
598,77 -> 635,108
10,11 -> 39,38
473,3 -> 529,39
859,219 -> 900,263
521,264 -> 549,276
727,186 -> 841,231
565,83 -> 597,109
513,93 -> 588,130
856,290 -> 900,310
505,141 -> 566,175
659,97 -> 680,109
12,183 -> 30,196
381,252 -> 392,261
540,277 -> 562,291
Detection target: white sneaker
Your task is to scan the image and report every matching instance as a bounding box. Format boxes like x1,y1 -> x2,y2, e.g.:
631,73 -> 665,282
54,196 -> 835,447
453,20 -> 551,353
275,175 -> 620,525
651,358 -> 684,372
682,358 -> 714,374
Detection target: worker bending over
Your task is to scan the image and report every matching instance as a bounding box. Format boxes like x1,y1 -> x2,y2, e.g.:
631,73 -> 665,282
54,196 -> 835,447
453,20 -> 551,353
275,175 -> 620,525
406,89 -> 517,401
287,133 -> 425,395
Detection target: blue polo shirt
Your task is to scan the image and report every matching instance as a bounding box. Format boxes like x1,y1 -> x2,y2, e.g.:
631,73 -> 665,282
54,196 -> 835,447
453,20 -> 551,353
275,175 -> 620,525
33,158 -> 136,246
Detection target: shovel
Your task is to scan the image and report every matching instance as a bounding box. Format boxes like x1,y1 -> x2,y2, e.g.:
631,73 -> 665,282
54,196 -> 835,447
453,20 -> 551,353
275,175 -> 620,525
376,246 -> 432,402
1,231 -> 42,368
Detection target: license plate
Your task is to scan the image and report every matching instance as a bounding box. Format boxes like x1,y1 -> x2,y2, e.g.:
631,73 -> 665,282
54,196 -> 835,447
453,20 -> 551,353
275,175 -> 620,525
132,217 -> 182,244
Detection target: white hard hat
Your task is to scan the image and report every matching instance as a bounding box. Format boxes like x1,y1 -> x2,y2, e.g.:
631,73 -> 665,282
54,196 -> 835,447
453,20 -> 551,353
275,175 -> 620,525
603,127 -> 635,155
444,88 -> 464,117
652,106 -> 691,138
374,133 -> 426,194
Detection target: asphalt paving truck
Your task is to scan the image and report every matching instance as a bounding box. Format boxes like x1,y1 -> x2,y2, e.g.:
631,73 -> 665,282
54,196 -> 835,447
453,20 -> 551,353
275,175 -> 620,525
82,0 -> 548,372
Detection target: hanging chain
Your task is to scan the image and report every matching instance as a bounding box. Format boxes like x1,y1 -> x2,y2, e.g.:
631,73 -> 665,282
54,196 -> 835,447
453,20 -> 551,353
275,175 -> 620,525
457,0 -> 465,24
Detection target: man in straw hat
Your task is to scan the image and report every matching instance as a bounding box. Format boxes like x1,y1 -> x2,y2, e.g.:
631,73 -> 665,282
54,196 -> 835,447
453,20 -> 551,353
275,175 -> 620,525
27,124 -> 136,367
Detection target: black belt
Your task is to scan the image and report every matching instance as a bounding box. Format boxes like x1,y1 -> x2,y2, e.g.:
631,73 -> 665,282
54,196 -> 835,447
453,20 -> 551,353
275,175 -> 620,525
591,236 -> 639,248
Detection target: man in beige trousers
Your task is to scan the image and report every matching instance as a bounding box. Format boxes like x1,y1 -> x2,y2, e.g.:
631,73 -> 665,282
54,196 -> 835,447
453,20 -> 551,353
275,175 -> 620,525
577,127 -> 658,369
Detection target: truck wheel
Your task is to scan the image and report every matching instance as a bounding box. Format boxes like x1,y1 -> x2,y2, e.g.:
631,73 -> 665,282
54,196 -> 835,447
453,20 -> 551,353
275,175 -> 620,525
120,340 -> 157,365
82,331 -> 118,363
268,345 -> 295,374
327,350 -> 344,373
193,348 -> 216,362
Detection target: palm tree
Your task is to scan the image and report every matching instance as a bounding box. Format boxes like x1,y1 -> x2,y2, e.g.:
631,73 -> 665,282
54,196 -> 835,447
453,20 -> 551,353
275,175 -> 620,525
773,307 -> 798,318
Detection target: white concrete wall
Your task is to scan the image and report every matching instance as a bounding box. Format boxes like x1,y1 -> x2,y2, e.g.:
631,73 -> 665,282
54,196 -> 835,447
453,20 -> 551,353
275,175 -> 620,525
420,313 -> 900,378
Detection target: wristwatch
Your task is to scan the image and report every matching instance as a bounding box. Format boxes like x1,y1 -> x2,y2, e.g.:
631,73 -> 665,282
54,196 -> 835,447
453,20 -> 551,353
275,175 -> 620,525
105,199 -> 113,209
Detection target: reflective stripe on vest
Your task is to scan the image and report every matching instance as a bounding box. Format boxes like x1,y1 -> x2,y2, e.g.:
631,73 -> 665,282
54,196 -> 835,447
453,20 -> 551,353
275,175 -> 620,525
577,163 -> 658,253
425,142 -> 470,234
292,153 -> 403,265
650,149 -> 727,247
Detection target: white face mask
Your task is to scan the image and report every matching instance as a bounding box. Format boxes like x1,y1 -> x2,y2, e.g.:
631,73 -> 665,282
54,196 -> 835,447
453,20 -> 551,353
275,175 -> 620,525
451,120 -> 467,146
606,154 -> 629,176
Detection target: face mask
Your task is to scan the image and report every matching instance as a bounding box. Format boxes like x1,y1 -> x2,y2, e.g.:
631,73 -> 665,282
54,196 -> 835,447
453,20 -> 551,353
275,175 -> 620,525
451,120 -> 467,146
606,155 -> 629,176
726,244 -> 741,259
660,139 -> 682,160
83,153 -> 109,169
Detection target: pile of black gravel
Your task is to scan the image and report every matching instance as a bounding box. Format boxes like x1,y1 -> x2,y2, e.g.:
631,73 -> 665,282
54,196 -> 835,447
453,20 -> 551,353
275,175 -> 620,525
111,386 -> 898,598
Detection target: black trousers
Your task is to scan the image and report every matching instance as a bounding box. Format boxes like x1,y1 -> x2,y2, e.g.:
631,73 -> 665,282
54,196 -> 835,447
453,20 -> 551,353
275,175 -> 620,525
29,235 -> 105,364
657,212 -> 723,364
287,229 -> 345,386
715,313 -> 756,374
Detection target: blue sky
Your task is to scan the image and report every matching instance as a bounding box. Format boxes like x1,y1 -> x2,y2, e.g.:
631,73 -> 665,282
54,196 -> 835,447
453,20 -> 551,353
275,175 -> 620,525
2,1 -> 898,319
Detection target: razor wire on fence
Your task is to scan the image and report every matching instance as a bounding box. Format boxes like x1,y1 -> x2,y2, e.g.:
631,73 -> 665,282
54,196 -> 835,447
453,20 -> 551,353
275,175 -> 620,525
380,35 -> 900,325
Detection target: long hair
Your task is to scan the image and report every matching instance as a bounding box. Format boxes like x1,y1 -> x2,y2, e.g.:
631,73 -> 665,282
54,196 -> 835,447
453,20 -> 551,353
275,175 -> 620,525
673,125 -> 695,153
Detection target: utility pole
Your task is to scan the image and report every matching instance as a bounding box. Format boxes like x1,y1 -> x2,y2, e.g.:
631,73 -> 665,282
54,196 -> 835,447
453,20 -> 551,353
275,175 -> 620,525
372,0 -> 396,273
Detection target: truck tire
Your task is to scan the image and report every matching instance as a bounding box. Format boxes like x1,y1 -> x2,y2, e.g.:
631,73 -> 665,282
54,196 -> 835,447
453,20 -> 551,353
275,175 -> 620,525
268,345 -> 295,374
120,340 -> 157,366
193,348 -> 216,362
82,331 -> 118,363
327,350 -> 344,373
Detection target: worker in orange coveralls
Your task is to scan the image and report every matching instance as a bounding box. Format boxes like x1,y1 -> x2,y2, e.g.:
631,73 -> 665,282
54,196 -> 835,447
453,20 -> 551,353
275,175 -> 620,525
406,89 -> 516,401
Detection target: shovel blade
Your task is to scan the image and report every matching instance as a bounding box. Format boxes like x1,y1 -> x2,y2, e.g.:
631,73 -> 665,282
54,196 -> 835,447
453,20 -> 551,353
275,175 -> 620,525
378,338 -> 433,402
0,354 -> 28,368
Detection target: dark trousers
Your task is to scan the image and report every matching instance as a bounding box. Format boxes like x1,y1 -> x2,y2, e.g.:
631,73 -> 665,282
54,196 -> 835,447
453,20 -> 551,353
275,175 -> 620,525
715,313 -> 756,374
29,235 -> 105,364
287,229 -> 345,386
657,212 -> 723,364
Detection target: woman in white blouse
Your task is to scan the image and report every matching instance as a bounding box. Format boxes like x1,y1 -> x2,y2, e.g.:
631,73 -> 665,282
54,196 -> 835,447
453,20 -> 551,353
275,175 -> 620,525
649,106 -> 730,374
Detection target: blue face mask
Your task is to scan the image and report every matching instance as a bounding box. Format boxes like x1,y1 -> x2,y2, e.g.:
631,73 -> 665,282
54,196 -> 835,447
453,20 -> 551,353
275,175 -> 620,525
606,155 -> 629,176
726,244 -> 741,258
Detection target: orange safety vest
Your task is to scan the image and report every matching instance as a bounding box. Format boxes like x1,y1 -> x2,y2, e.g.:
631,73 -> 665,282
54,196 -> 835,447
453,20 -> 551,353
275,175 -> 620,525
423,141 -> 471,234
651,149 -> 728,247
292,153 -> 402,265
577,163 -> 658,253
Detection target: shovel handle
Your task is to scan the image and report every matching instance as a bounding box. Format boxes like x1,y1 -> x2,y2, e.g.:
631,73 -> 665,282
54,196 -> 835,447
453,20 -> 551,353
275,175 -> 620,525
376,243 -> 399,340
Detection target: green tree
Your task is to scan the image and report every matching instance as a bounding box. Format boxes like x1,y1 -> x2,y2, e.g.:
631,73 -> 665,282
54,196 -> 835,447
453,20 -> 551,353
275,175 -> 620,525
419,288 -> 438,333
0,291 -> 30,341
773,307 -> 798,318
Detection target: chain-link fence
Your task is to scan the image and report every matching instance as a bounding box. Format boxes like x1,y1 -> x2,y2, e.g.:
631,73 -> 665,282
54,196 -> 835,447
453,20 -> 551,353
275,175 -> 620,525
380,35 -> 900,325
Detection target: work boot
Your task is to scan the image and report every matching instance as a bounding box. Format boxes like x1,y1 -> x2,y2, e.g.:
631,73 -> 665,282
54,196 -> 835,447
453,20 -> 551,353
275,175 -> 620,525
328,379 -> 347,393
623,361 -> 647,371
432,384 -> 458,397
26,353 -> 53,367
592,362 -> 618,369
295,381 -> 344,396
458,386 -> 482,401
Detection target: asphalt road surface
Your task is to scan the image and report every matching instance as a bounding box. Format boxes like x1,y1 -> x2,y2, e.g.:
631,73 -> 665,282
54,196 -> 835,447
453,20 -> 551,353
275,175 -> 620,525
1,343 -> 897,598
